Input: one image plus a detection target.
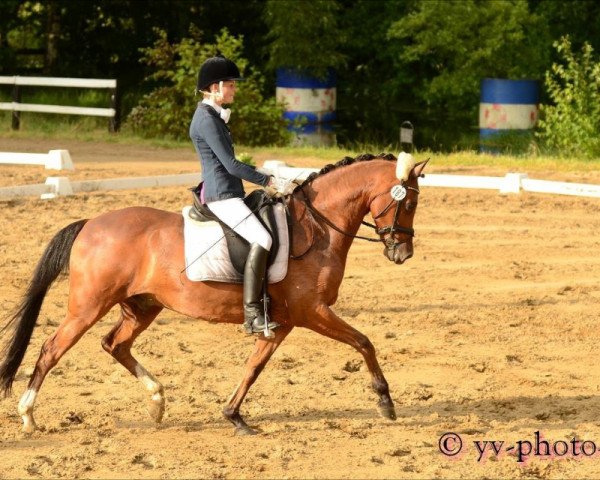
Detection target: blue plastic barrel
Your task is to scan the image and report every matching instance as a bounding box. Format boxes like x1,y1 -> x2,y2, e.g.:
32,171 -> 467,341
290,122 -> 336,147
276,68 -> 336,125
479,78 -> 539,140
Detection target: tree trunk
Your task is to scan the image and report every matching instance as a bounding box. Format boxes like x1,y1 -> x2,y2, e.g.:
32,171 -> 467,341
44,1 -> 60,75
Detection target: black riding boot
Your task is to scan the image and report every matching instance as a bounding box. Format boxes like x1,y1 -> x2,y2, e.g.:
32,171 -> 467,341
242,243 -> 280,335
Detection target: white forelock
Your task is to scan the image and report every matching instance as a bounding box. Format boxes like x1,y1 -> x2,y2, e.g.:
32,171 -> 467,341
396,152 -> 416,181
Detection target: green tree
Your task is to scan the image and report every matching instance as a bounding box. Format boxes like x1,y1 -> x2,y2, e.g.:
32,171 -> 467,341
388,0 -> 550,119
532,0 -> 600,53
536,37 -> 600,158
126,27 -> 290,146
0,0 -> 21,74
336,0 -> 414,145
3,1 -> 46,73
264,0 -> 346,77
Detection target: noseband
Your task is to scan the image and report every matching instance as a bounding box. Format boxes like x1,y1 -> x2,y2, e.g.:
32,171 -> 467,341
292,183 -> 419,259
363,185 -> 419,237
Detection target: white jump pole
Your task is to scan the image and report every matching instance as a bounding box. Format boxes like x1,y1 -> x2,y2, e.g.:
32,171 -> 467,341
0,149 -> 74,170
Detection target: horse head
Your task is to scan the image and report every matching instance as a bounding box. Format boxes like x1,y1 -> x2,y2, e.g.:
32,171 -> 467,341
368,153 -> 428,264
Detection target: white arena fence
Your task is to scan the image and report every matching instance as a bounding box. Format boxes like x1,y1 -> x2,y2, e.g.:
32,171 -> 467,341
0,76 -> 119,132
0,149 -> 74,170
260,161 -> 600,199
0,159 -> 599,200
0,173 -> 201,200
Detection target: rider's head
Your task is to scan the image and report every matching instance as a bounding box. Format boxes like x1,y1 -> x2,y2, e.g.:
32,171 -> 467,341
197,55 -> 243,105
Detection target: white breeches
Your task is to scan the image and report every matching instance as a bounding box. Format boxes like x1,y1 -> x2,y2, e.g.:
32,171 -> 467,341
207,197 -> 272,251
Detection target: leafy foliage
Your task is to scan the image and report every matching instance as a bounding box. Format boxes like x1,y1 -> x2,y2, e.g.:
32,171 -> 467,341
264,0 -> 346,77
536,37 -> 600,158
533,0 -> 600,54
388,0 -> 550,119
5,0 -> 600,152
0,1 -> 41,73
126,28 -> 290,146
335,0 -> 414,146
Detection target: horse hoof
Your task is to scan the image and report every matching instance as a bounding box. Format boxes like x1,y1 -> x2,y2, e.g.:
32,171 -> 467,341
147,394 -> 165,423
235,425 -> 258,436
378,404 -> 397,421
22,416 -> 37,434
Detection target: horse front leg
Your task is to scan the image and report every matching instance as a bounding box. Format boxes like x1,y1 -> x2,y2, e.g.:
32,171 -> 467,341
223,325 -> 292,435
305,303 -> 397,420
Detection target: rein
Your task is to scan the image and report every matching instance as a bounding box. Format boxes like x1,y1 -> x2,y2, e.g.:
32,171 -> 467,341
290,184 -> 419,259
301,188 -> 382,243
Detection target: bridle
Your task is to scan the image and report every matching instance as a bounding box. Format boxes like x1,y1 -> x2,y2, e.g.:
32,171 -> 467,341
363,186 -> 419,236
291,182 -> 420,259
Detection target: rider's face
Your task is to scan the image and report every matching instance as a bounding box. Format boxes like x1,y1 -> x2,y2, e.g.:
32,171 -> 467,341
213,80 -> 236,105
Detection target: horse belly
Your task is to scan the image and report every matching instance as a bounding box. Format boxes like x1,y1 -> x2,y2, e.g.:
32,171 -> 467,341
158,279 -> 245,324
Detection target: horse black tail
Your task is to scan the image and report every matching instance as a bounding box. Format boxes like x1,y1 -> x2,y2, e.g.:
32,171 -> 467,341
0,219 -> 88,397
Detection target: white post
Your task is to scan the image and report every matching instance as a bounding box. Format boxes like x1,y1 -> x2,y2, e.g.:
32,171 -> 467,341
500,173 -> 528,194
46,150 -> 74,170
41,176 -> 73,199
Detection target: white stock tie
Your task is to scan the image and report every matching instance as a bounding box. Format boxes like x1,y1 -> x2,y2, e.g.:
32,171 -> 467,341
220,108 -> 231,124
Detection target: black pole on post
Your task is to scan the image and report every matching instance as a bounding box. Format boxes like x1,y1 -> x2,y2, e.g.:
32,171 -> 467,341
109,86 -> 121,133
11,84 -> 21,130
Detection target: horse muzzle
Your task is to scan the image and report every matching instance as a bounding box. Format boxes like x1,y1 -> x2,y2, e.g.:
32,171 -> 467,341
383,240 -> 413,264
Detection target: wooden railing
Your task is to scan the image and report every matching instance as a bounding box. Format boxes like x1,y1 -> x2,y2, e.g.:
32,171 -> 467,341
0,76 -> 120,132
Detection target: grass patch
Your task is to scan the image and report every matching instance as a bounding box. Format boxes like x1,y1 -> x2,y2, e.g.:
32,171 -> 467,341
223,146 -> 600,174
0,112 -> 188,148
1,103 -> 600,173
0,84 -> 141,139
420,151 -> 600,173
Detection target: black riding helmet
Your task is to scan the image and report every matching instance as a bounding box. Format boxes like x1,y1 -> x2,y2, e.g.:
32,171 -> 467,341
196,54 -> 243,92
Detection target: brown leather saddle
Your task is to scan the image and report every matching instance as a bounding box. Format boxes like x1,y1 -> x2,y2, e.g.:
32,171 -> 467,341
188,184 -> 281,275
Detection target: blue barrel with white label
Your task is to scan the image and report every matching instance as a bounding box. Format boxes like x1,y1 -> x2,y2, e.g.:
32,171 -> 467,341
276,68 -> 336,125
290,121 -> 336,147
479,78 -> 539,144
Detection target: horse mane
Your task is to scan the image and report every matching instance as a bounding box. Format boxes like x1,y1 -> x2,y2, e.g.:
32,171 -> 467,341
292,152 -> 397,193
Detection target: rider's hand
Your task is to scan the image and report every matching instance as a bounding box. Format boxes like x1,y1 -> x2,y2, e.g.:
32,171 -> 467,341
264,185 -> 281,198
264,177 -> 283,199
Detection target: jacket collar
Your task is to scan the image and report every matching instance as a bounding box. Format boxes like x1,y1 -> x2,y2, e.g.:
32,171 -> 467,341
202,98 -> 222,114
201,99 -> 231,123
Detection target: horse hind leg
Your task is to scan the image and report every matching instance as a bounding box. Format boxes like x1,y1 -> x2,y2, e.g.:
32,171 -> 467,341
18,303 -> 113,433
101,298 -> 164,423
223,325 -> 293,435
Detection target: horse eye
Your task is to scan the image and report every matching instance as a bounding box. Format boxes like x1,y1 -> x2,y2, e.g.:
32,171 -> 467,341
405,201 -> 417,212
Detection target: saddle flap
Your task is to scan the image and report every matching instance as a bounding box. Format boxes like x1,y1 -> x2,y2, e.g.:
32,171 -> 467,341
186,187 -> 282,275
182,204 -> 289,284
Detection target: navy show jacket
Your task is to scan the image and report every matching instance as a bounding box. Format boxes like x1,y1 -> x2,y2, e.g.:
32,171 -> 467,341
189,103 -> 269,203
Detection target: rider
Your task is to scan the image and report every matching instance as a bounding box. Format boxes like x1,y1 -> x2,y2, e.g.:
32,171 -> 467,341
189,54 -> 278,335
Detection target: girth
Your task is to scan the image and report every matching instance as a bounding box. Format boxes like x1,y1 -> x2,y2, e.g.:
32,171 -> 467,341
188,185 -> 280,274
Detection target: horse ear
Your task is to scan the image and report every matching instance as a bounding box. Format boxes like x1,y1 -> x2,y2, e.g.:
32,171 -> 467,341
411,159 -> 429,179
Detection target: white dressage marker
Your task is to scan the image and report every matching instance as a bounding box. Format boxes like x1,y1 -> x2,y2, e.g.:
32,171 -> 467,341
0,149 -> 74,170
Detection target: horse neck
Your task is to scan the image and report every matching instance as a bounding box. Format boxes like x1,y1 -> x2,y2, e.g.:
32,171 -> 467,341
306,160 -> 389,243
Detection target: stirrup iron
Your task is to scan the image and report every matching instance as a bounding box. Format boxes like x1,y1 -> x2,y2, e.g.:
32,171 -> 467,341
241,243 -> 280,337
262,291 -> 275,339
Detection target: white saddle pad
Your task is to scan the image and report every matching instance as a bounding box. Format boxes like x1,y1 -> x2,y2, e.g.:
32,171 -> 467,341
182,204 -> 289,283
